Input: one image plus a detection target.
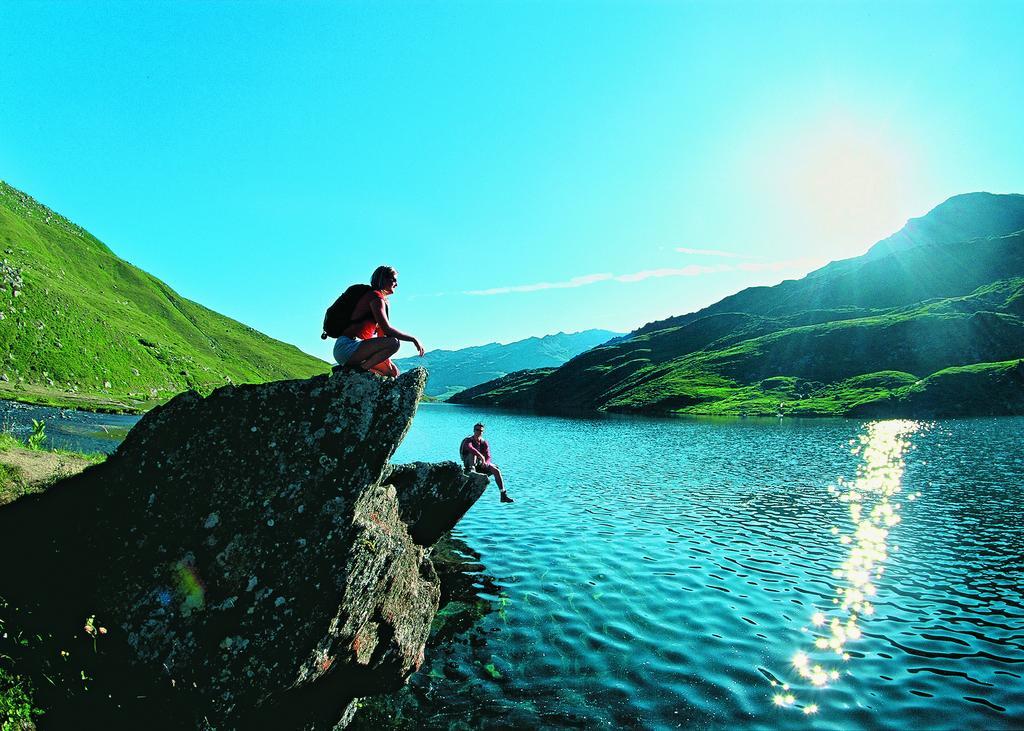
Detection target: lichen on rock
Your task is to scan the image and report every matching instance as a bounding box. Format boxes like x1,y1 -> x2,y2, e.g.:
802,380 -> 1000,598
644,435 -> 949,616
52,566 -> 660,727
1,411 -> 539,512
0,367 -> 487,728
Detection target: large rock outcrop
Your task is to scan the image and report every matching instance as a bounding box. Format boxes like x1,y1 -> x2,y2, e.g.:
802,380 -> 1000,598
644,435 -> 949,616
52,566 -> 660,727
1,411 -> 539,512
0,367 -> 487,729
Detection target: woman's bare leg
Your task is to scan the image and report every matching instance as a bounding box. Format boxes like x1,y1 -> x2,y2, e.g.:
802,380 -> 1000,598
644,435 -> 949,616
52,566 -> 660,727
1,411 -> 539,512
368,359 -> 398,377
347,337 -> 399,371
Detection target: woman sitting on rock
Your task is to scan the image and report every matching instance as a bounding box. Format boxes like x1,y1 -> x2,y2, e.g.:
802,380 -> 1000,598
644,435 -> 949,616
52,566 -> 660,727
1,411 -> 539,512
333,265 -> 424,377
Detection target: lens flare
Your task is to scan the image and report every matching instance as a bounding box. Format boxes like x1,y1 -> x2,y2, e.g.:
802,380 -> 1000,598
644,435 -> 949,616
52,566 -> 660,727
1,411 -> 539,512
175,560 -> 206,613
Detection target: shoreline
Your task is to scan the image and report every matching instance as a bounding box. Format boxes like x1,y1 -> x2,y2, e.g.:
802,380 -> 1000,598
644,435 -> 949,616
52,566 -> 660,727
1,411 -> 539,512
441,398 -> 1024,421
0,384 -> 162,415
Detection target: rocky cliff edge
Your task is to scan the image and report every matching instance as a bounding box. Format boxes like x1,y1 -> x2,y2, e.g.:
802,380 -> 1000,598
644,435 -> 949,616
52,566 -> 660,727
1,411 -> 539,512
0,367 -> 487,729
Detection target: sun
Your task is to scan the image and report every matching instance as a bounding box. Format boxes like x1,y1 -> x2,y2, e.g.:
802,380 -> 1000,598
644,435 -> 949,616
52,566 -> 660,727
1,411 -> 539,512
769,111 -> 924,259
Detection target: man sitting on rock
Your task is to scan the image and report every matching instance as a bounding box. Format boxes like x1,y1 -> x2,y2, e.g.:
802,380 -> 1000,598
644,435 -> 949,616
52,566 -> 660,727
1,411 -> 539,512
460,422 -> 513,503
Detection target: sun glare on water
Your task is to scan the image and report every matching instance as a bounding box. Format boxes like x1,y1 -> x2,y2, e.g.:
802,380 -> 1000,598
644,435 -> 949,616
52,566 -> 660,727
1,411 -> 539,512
770,419 -> 923,717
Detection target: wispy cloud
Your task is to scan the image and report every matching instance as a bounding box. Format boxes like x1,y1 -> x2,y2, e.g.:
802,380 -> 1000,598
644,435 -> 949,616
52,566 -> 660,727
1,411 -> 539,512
463,258 -> 822,296
417,255 -> 823,296
612,265 -> 727,282
675,246 -> 757,259
465,272 -> 613,296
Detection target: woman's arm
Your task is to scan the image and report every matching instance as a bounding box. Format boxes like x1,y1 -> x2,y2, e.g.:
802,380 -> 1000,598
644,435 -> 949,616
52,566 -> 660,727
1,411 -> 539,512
369,296 -> 424,356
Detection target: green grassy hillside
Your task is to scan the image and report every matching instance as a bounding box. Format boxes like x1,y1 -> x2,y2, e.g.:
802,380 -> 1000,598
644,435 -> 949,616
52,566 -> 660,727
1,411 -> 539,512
632,193 -> 1024,338
448,368 -> 556,407
451,193 -> 1024,417
881,359 -> 1024,417
0,181 -> 328,411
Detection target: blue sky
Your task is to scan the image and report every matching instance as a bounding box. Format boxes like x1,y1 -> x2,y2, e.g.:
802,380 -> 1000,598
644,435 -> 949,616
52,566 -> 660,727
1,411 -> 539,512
2,1 -> 1022,360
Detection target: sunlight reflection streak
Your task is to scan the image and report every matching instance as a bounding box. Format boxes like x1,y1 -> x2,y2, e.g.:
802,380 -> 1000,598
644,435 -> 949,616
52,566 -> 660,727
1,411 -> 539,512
772,419 -> 921,716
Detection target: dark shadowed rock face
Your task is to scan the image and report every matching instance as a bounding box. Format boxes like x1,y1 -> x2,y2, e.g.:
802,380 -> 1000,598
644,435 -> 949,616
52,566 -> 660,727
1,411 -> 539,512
0,368 -> 487,729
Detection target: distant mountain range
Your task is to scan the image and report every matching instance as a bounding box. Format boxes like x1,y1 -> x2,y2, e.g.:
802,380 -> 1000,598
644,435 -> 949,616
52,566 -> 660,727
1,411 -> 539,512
0,181 -> 328,412
451,192 -> 1024,417
394,330 -> 622,399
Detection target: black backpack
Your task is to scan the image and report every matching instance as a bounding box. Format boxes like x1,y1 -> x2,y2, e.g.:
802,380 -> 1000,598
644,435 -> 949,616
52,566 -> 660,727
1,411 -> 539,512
321,284 -> 372,339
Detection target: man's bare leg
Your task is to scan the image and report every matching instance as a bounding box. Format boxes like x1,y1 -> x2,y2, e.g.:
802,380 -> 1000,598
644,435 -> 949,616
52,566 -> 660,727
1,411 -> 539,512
483,464 -> 513,503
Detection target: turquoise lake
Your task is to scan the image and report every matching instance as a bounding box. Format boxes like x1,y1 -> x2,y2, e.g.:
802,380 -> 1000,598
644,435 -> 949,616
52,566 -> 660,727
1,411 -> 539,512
382,404 -> 1024,730
3,399 -> 1022,728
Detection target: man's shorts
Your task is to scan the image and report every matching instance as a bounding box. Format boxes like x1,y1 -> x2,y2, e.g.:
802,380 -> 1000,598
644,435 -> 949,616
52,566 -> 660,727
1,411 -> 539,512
462,454 -> 486,471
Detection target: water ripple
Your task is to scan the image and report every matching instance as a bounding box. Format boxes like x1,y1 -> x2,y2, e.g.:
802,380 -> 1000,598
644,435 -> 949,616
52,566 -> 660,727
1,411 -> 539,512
373,408 -> 1024,729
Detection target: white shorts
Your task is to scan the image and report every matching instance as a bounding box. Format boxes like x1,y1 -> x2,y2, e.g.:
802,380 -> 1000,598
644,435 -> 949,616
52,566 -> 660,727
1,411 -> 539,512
333,336 -> 362,365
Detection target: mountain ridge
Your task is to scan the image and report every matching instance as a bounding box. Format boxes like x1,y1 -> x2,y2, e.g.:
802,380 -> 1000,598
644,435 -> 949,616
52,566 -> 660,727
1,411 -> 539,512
394,328 -> 621,399
633,191 -> 1024,337
451,192 -> 1024,417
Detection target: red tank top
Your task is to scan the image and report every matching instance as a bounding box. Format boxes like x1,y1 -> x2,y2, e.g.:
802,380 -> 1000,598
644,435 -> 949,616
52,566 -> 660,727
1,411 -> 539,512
342,290 -> 387,340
